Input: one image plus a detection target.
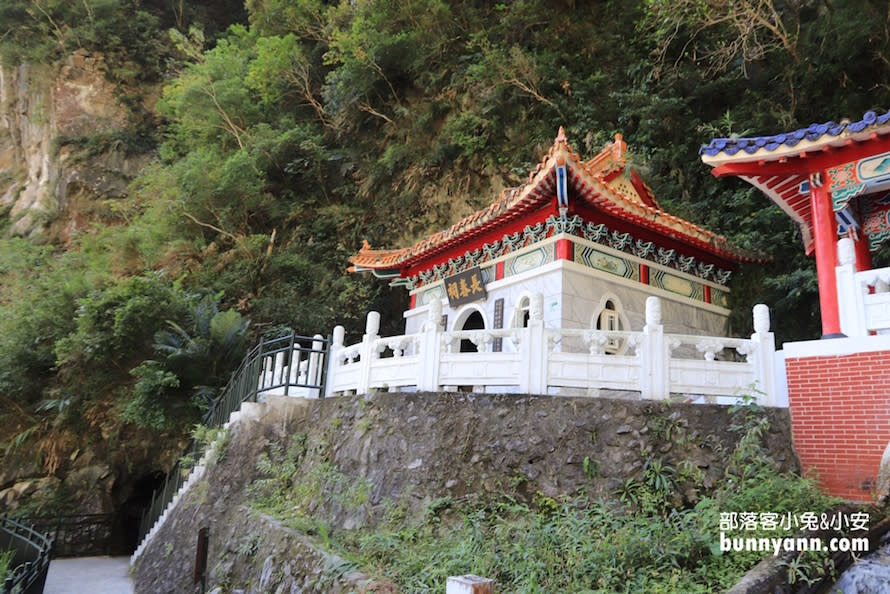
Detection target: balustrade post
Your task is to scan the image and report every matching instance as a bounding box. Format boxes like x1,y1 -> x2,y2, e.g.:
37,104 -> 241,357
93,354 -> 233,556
519,293 -> 547,394
325,325 -> 345,397
358,312 -> 381,395
750,304 -> 778,407
835,237 -> 866,337
417,300 -> 443,391
274,350 -> 285,388
307,334 -> 324,398
285,331 -> 297,396
250,346 -> 263,401
641,296 -> 669,400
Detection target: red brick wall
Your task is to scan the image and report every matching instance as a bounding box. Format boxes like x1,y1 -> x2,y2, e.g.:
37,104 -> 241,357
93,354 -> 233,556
785,350 -> 890,501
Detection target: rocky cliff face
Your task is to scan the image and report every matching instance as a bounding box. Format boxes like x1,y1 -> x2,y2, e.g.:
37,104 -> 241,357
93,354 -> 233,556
0,50 -> 160,519
0,50 -> 149,238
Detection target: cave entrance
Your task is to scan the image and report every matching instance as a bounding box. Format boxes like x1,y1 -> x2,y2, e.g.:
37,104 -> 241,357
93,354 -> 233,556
113,471 -> 165,554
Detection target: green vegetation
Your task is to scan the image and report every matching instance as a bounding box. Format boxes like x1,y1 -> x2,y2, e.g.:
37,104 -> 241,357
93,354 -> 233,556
1,0 -> 889,525
247,402 -> 842,592
0,549 -> 13,583
249,432 -> 372,535
0,0 -> 244,80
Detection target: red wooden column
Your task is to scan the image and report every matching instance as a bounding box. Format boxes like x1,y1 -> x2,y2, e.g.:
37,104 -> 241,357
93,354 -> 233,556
555,238 -> 574,261
854,234 -> 873,272
810,175 -> 842,337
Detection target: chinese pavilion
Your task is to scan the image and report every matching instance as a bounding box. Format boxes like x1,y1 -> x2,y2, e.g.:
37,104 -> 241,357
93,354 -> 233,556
350,129 -> 757,344
700,110 -> 890,338
701,110 -> 890,501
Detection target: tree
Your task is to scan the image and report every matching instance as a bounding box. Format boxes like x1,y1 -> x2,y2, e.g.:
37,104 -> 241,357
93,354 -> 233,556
644,0 -> 803,77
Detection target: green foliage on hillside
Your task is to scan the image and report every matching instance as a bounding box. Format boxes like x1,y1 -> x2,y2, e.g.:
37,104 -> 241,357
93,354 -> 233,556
0,0 -> 245,78
2,0 -> 890,497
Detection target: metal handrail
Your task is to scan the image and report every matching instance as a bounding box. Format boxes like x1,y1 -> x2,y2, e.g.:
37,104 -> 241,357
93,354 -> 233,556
137,332 -> 329,542
1,515 -> 52,594
27,514 -> 114,558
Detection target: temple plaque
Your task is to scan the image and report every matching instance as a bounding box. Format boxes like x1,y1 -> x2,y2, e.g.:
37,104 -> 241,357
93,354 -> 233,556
444,267 -> 487,307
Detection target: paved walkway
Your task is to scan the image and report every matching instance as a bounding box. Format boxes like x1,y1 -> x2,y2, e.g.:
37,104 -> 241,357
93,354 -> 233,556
44,556 -> 134,594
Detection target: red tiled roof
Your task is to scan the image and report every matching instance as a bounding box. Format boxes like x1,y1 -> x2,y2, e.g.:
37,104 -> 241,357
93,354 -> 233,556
352,128 -> 753,273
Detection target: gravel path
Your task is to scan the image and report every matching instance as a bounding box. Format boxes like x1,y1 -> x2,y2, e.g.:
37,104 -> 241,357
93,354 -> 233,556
44,556 -> 134,594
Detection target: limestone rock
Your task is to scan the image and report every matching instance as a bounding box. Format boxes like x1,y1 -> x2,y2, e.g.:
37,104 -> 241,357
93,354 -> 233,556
63,464 -> 115,513
0,52 -> 151,238
0,477 -> 61,510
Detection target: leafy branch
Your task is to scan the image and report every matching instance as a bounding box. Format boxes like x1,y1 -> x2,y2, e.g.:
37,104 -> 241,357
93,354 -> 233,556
646,0 -> 801,76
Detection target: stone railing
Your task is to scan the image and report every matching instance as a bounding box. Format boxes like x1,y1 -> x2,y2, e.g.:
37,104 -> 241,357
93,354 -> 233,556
326,295 -> 781,407
836,237 -> 890,337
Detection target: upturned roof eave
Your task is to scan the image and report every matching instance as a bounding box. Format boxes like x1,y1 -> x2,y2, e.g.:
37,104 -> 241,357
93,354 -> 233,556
700,110 -> 890,167
352,129 -> 757,273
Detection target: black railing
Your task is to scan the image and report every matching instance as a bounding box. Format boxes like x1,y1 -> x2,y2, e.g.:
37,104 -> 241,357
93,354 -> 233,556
1,515 -> 52,594
27,514 -> 114,558
137,332 -> 329,544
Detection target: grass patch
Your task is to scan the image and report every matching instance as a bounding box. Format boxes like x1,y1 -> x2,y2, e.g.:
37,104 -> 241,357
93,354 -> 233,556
340,478 -> 837,593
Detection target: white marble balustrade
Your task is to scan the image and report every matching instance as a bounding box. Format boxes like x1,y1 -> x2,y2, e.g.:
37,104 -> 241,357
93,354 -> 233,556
324,295 -> 782,407
837,237 -> 890,337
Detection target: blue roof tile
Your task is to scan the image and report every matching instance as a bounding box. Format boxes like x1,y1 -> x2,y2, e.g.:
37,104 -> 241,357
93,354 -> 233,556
700,109 -> 890,156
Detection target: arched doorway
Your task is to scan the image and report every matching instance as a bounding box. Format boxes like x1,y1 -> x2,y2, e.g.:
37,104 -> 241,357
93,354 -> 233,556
459,310 -> 485,352
113,470 -> 165,554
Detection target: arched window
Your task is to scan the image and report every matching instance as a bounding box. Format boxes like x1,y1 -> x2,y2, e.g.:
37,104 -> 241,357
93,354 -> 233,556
593,296 -> 627,354
512,295 -> 532,328
597,300 -> 620,331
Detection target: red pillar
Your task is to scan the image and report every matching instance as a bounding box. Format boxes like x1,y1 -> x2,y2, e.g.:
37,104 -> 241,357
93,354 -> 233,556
555,238 -> 573,261
810,178 -> 842,337
854,234 -> 873,272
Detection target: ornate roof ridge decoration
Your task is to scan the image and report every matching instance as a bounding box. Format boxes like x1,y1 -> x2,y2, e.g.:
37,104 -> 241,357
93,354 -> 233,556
400,214 -> 734,291
584,132 -> 627,178
700,109 -> 890,164
352,128 -> 759,274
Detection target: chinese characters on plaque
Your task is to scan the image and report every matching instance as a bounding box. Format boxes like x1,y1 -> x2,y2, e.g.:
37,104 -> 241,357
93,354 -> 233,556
444,267 -> 487,307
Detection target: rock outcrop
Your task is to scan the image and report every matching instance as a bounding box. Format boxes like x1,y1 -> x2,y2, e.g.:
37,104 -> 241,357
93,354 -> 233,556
0,50 -> 150,238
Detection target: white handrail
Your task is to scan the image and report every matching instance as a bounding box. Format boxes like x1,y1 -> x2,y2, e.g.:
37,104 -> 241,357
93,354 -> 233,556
836,237 -> 890,336
323,295 -> 779,406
